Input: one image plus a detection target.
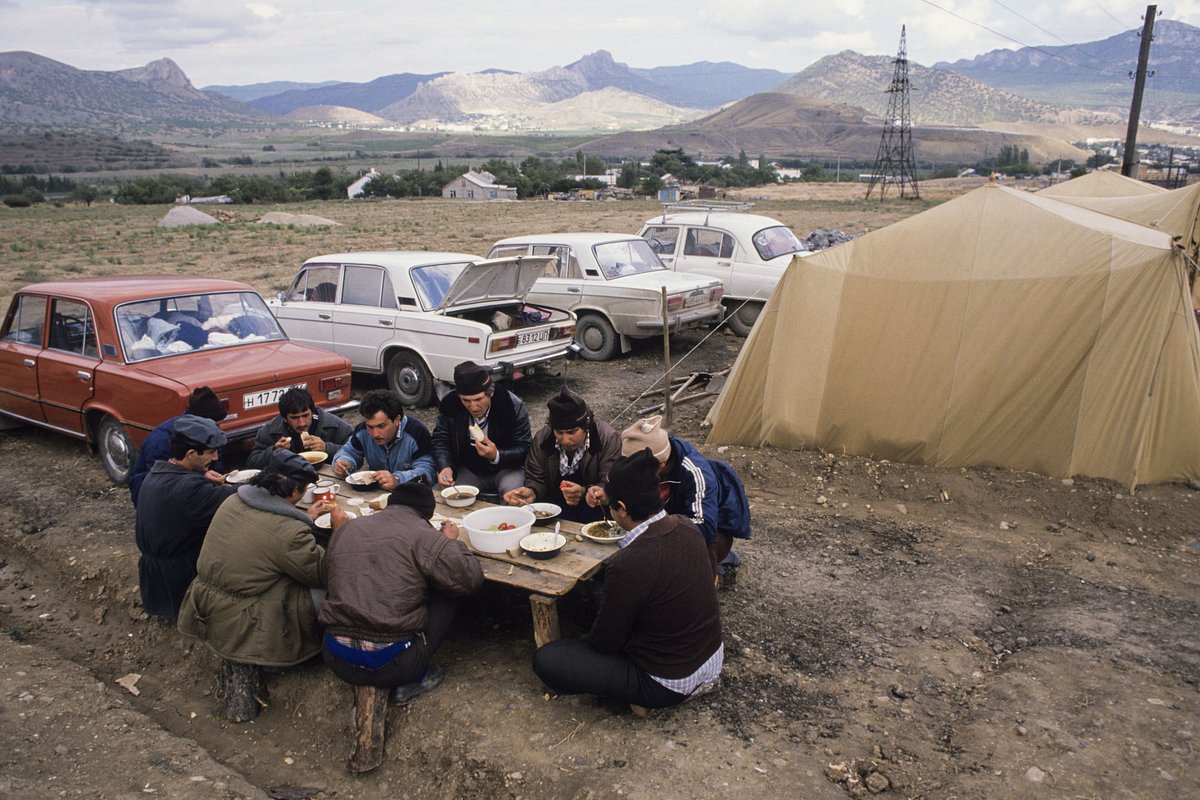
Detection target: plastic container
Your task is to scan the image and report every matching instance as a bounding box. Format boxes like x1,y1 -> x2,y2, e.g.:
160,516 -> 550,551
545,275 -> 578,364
462,506 -> 535,553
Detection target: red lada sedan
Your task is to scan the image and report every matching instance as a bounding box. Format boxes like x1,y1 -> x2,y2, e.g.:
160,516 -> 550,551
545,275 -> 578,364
0,276 -> 356,483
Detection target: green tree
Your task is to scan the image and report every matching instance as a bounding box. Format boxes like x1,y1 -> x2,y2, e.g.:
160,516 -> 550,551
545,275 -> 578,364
69,184 -> 98,207
617,161 -> 640,189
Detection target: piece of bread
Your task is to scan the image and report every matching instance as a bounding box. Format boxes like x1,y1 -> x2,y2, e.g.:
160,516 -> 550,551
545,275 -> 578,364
468,423 -> 485,441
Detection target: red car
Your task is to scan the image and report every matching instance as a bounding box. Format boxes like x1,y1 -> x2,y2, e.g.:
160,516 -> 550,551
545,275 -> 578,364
0,276 -> 356,483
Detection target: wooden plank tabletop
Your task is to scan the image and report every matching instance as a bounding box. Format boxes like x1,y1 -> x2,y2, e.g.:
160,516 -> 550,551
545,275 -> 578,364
308,464 -> 620,593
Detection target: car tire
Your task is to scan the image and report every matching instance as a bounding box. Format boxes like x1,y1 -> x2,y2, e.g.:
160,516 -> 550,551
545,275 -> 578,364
96,414 -> 136,484
387,351 -> 435,407
575,314 -> 619,361
724,301 -> 762,337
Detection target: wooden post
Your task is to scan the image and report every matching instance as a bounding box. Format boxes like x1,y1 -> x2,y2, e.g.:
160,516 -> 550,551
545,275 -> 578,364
219,660 -> 266,723
530,594 -> 561,648
348,684 -> 389,774
661,287 -> 673,428
1121,5 -> 1158,178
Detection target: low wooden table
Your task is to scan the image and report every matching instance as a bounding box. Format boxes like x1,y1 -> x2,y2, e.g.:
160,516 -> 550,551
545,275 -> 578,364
309,467 -> 620,647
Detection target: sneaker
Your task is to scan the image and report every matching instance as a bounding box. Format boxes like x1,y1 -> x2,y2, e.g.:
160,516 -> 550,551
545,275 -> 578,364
390,665 -> 444,706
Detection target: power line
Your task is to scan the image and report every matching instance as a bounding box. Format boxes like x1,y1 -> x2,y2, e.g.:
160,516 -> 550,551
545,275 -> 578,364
1092,0 -> 1134,30
915,0 -> 1125,75
988,0 -> 1124,71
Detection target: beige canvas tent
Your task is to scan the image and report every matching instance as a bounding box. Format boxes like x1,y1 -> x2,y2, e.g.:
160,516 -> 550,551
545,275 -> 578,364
1040,169 -> 1165,198
1039,178 -> 1200,307
706,183 -> 1200,489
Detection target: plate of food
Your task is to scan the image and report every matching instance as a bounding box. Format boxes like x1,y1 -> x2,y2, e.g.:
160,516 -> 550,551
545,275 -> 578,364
299,450 -> 328,465
580,519 -> 624,544
528,502 -> 562,522
225,468 -> 261,484
315,510 -> 357,529
345,470 -> 379,491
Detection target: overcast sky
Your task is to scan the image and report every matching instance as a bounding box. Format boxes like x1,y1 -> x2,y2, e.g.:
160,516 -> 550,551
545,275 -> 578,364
1,0 -> 1196,87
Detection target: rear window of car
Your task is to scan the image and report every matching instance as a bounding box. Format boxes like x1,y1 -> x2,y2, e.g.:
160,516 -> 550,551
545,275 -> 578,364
592,239 -> 665,280
753,226 -> 806,261
410,262 -> 470,309
115,290 -> 286,363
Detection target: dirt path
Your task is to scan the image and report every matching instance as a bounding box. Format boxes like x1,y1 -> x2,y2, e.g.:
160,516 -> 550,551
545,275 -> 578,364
1,326 -> 1198,800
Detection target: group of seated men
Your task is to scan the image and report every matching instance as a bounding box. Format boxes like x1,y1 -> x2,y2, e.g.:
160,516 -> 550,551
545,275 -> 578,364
132,359 -> 750,720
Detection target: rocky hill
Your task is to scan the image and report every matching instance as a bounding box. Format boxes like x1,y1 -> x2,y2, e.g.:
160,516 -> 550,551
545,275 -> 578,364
775,51 -> 1117,127
0,51 -> 263,126
937,18 -> 1200,121
243,72 -> 447,116
581,92 -> 1089,164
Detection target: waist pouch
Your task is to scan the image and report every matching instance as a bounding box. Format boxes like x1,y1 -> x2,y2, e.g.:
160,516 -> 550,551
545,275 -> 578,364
324,633 -> 414,670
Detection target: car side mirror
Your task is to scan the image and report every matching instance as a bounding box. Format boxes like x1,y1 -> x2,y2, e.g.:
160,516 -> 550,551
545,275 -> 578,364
276,291 -> 287,304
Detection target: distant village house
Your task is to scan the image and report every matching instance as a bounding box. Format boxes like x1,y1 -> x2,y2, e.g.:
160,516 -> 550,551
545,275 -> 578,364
442,170 -> 517,201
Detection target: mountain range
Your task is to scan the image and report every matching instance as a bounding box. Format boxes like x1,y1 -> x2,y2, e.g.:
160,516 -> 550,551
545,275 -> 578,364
1,21 -> 1198,166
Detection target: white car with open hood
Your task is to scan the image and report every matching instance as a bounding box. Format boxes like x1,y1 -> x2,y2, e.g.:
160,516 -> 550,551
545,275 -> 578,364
270,252 -> 578,406
487,233 -> 725,361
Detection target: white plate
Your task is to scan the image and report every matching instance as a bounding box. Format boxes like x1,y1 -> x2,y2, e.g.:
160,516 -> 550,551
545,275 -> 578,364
580,520 -> 624,544
346,471 -> 377,486
529,502 -> 562,522
225,468 -> 260,484
315,510 -> 357,529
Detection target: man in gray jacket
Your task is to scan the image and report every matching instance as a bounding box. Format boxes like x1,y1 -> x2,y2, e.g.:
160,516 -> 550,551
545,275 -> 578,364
318,483 -> 483,705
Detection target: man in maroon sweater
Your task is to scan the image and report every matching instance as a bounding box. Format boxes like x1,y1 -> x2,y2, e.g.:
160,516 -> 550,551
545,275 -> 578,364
532,449 -> 723,714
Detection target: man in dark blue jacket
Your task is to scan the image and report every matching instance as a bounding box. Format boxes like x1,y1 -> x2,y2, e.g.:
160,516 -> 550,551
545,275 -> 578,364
128,386 -> 226,506
617,415 -> 750,583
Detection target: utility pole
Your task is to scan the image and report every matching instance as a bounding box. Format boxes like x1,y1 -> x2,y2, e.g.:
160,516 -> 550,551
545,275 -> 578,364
866,26 -> 920,199
1121,5 -> 1158,178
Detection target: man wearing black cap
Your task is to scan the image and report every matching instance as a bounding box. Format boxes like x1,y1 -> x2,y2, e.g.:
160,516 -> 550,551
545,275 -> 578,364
431,361 -> 531,496
531,449 -> 723,716
135,415 -> 239,620
128,385 -> 226,505
319,483 -> 483,706
503,387 -> 621,522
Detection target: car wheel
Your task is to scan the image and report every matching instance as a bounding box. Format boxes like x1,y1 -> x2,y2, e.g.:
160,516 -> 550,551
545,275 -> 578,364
724,301 -> 762,337
96,414 -> 136,484
387,351 -> 434,407
575,314 -> 619,361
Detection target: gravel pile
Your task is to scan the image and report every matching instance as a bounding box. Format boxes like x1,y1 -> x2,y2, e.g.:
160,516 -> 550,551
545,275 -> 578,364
257,212 -> 340,227
157,206 -> 220,227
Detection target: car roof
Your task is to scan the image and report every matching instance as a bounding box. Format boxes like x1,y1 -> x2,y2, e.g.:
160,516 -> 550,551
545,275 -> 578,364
17,276 -> 257,305
642,212 -> 788,233
302,251 -> 483,268
491,233 -> 646,248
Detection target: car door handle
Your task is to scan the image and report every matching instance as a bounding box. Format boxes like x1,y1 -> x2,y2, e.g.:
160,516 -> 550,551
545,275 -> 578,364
378,319 -> 393,326
318,313 -> 332,320
567,287 -> 582,293
717,261 -> 732,266
76,370 -> 92,381
23,358 -> 35,367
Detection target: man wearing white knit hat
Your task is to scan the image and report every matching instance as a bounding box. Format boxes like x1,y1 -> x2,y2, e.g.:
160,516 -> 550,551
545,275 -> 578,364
609,415 -> 750,585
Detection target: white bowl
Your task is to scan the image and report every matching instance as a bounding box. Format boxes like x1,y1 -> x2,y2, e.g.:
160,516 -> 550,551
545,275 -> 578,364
520,531 -> 566,560
225,468 -> 260,484
528,502 -> 562,522
315,510 -> 357,529
581,520 -> 624,544
441,485 -> 480,508
461,506 -> 535,553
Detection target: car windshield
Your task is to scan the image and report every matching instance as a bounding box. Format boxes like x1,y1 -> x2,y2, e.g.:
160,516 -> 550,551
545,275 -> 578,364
592,239 -> 665,280
410,262 -> 470,309
753,226 -> 806,261
115,290 -> 286,363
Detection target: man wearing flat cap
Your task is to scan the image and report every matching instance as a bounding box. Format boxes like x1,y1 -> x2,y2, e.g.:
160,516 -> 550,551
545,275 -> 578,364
320,483 -> 483,707
431,361 -> 531,496
603,415 -> 751,584
503,387 -> 621,523
532,449 -> 723,716
135,414 -> 238,619
129,385 -> 227,506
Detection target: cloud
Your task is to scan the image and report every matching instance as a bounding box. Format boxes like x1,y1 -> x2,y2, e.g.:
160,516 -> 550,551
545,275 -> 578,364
80,0 -> 276,49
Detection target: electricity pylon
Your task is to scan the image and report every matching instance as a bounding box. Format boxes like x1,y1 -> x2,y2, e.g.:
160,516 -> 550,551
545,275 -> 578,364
866,26 -> 920,200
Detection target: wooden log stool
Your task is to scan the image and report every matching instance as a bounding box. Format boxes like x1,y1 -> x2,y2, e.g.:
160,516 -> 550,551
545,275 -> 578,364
348,684 -> 389,774
218,660 -> 267,723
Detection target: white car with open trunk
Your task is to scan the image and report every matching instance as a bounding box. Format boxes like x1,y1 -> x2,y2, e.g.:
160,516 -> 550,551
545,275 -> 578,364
270,252 -> 578,406
487,233 -> 724,361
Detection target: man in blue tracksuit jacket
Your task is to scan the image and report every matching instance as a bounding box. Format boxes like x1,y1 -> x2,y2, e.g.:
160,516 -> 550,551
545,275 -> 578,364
332,390 -> 436,489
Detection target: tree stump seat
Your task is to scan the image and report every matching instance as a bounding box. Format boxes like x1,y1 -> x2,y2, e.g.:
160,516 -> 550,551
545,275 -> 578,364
217,660 -> 267,723
348,684 -> 389,774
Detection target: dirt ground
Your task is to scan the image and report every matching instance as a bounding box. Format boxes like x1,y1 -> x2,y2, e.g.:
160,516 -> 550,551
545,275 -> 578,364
1,181 -> 1198,799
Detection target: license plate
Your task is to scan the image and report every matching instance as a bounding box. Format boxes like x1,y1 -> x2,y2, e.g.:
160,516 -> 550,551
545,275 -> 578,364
684,292 -> 706,308
515,329 -> 550,346
243,382 -> 307,410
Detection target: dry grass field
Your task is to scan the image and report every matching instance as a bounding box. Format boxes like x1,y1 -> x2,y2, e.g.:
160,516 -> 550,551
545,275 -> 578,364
5,176 -> 1196,800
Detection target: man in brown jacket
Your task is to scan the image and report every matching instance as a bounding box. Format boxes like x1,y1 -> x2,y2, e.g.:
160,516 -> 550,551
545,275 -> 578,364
503,387 -> 621,523
319,483 -> 483,705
